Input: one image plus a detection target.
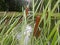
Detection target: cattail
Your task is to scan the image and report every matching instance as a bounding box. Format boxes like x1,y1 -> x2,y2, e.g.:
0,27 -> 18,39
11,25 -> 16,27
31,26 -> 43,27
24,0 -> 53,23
18,5 -> 29,24
26,5 -> 29,16
35,28 -> 41,38
33,15 -> 41,38
26,8 -> 29,16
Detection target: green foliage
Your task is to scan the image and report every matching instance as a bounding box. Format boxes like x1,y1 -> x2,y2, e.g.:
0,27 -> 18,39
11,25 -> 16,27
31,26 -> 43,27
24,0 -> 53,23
0,0 -> 60,45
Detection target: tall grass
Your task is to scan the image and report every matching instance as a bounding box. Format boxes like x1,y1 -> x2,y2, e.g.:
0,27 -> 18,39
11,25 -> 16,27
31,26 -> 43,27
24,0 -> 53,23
0,0 -> 60,45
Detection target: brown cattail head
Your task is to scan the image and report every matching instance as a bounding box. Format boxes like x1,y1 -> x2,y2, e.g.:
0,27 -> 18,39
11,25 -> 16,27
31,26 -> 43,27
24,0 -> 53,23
25,5 -> 29,16
18,8 -> 29,24
35,28 -> 41,38
26,7 -> 29,16
33,15 -> 41,38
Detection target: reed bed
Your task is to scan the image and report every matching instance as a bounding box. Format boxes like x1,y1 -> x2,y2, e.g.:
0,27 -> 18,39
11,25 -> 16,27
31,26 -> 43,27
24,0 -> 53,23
0,0 -> 60,45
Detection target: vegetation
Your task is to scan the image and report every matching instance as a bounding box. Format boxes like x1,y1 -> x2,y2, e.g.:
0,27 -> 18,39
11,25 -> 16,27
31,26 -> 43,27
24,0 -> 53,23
0,0 -> 60,45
